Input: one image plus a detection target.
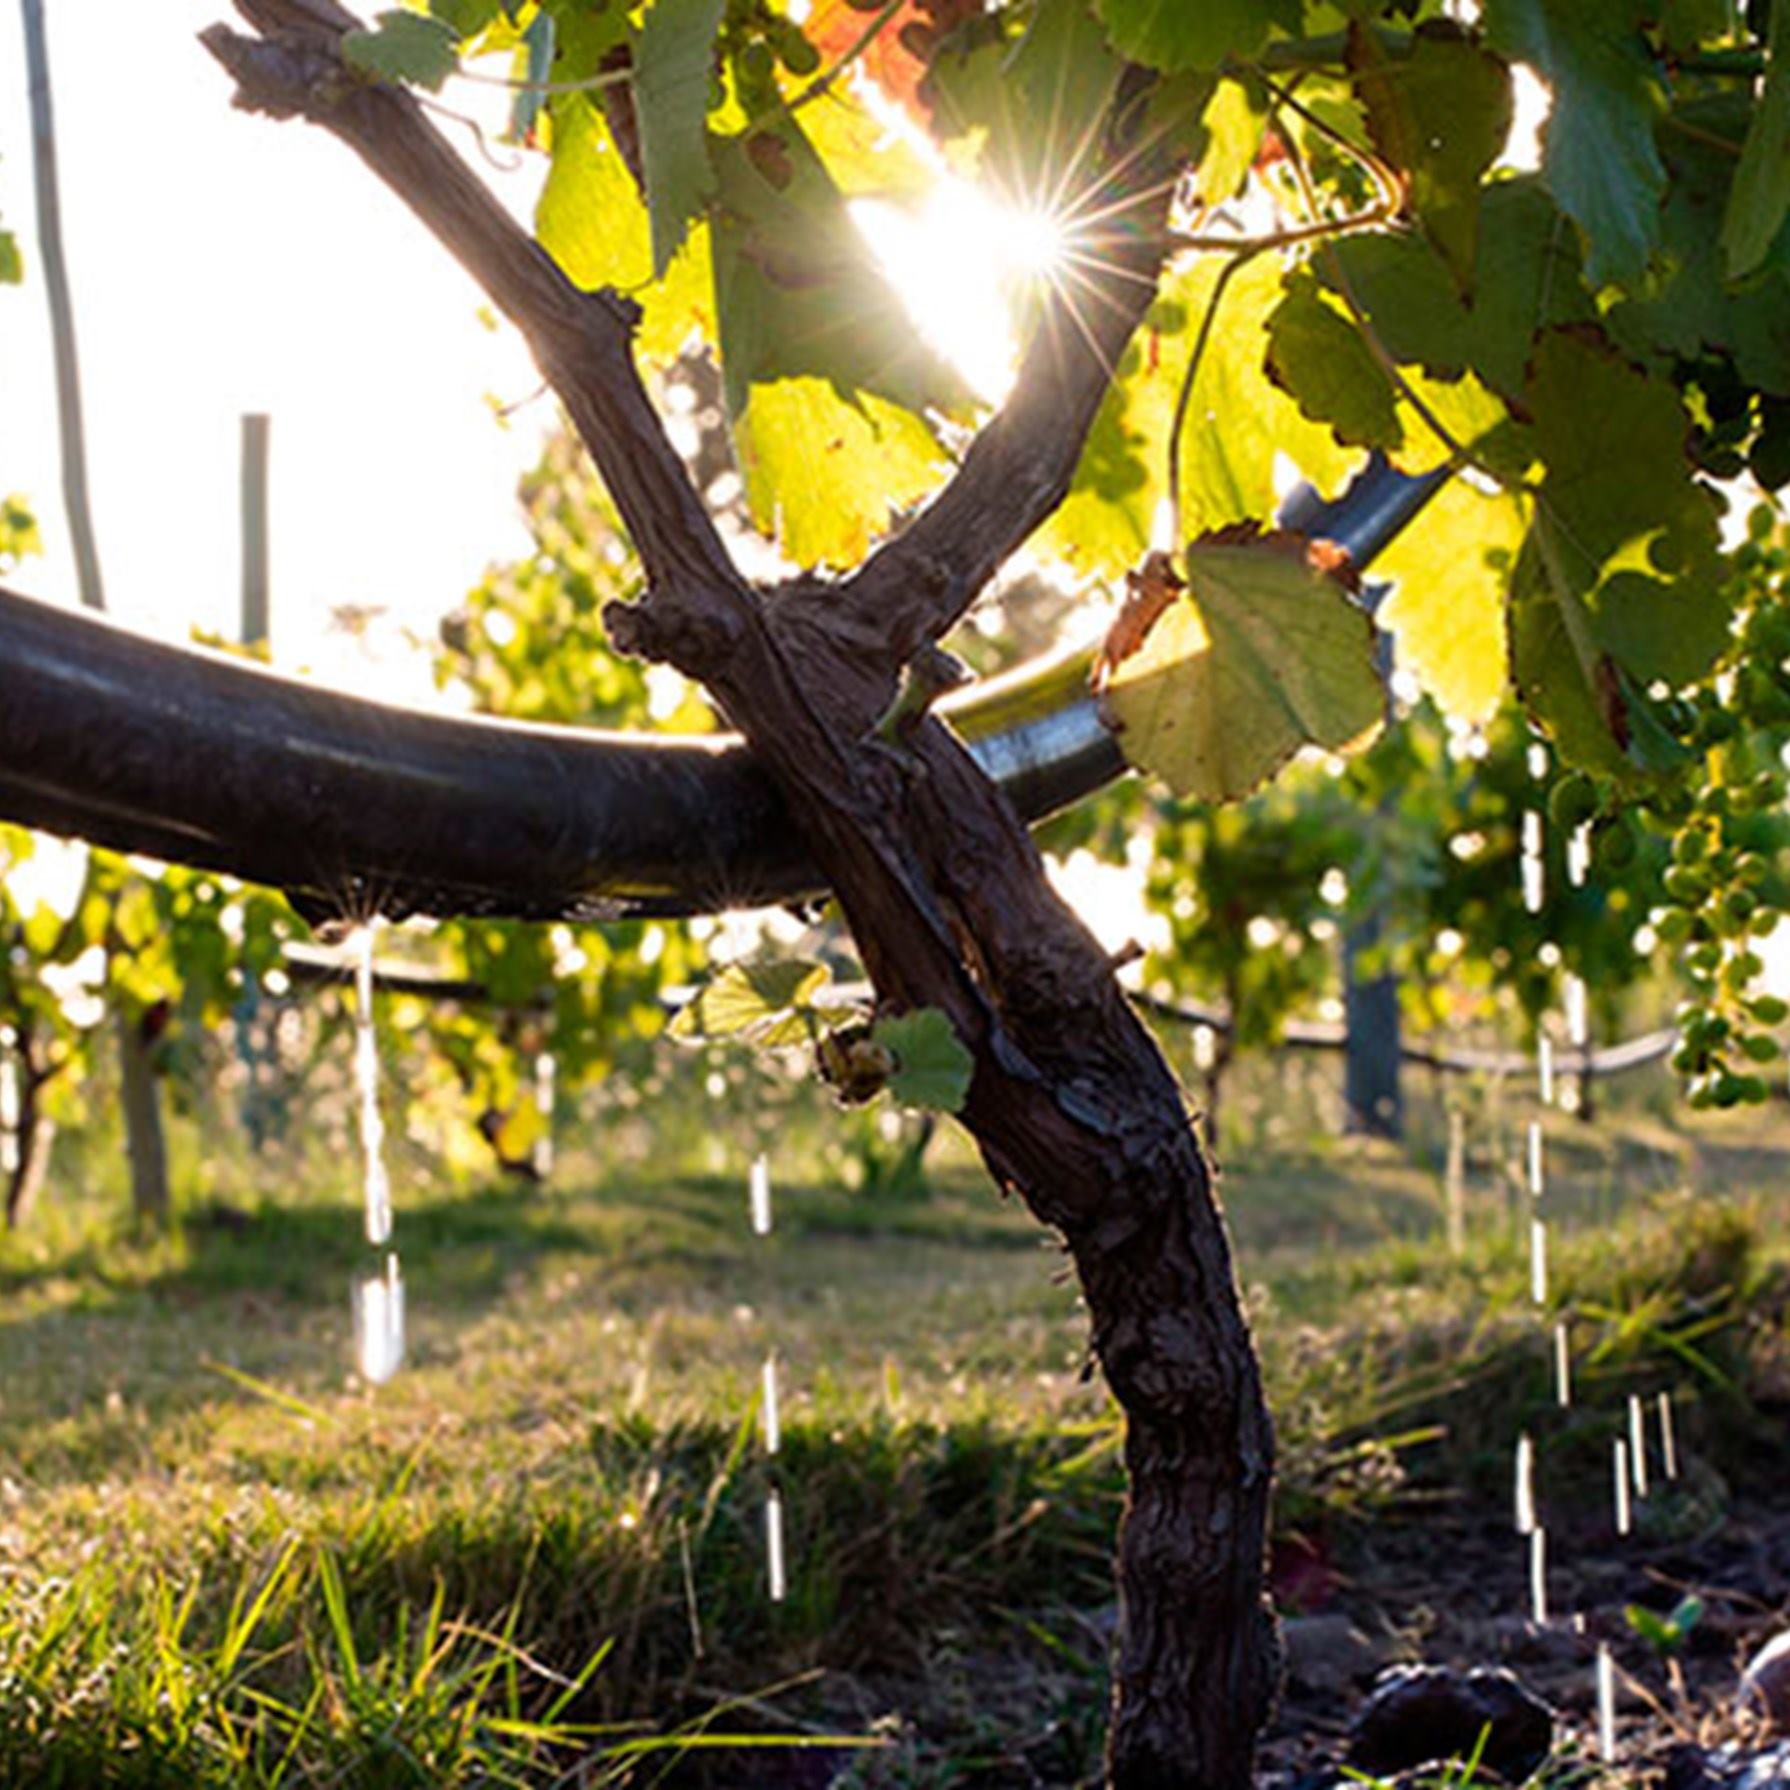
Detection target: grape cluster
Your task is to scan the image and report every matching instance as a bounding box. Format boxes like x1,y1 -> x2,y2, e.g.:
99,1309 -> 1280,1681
1584,506 -> 1790,1107
721,0 -> 821,113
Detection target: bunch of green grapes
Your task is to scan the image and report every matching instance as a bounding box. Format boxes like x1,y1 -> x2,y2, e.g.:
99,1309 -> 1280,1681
720,0 -> 821,112
1552,506 -> 1790,1108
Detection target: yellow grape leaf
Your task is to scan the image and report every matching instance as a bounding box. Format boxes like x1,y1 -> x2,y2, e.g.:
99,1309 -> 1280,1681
1376,477 -> 1528,726
1101,533 -> 1384,801
1042,255 -> 1360,579
734,378 -> 952,568
535,94 -> 714,364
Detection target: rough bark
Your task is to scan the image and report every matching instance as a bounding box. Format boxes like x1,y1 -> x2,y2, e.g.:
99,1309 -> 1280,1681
200,12 -> 1278,1782
116,1005 -> 170,1227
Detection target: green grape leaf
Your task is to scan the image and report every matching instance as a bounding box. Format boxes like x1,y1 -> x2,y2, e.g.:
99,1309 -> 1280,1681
1349,21 -> 1513,291
1606,94 -> 1790,395
733,378 -> 951,569
1266,274 -> 1403,452
669,958 -> 831,1043
1526,328 -> 1728,683
428,0 -> 501,39
342,10 -> 460,91
707,122 -> 965,413
705,116 -> 965,564
0,228 -> 20,285
1658,0 -> 1731,53
1100,530 -> 1384,801
1483,0 -> 1664,287
634,0 -> 726,278
1092,0 -> 1293,72
535,94 -> 713,363
874,1008 -> 973,1113
1044,255 -> 1359,577
508,11 -> 556,146
1324,179 -> 1592,402
1265,272 -> 1516,475
1377,477 -> 1528,726
1723,0 -> 1790,278
1510,329 -> 1727,771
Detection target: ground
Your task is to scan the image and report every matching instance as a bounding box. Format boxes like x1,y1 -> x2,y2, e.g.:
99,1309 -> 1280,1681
0,1049 -> 1785,1785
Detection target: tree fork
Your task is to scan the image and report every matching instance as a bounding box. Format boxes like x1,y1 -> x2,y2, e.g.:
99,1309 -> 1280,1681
202,9 -> 1275,1783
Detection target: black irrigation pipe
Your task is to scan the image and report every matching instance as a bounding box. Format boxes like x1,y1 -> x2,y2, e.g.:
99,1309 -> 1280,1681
0,459 -> 1444,925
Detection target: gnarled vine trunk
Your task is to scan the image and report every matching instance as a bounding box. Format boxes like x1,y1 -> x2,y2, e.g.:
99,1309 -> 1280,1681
201,6 -> 1278,1781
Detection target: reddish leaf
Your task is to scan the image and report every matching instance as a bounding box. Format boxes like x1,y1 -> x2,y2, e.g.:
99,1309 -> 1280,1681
806,0 -> 979,126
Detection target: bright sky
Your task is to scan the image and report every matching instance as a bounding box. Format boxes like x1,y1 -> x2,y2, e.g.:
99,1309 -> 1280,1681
0,2 -> 555,691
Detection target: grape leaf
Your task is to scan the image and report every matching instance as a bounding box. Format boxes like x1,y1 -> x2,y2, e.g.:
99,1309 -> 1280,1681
1483,0 -> 1664,287
733,378 -> 952,569
634,0 -> 726,278
707,121 -> 965,415
1606,94 -> 1790,395
1325,179 -> 1592,400
342,10 -> 460,92
534,94 -> 714,363
1376,477 -> 1528,726
1192,77 -> 1267,205
0,228 -> 20,285
1723,0 -> 1790,278
1100,531 -> 1384,802
874,1008 -> 973,1113
1265,272 -> 1515,475
1526,329 -> 1727,682
1657,0 -> 1731,53
805,0 -> 980,127
1510,329 -> 1729,768
507,11 -> 556,146
1092,0 -> 1295,73
1266,275 -> 1402,453
427,0 -> 501,40
669,957 -> 830,1042
990,0 -> 1123,209
1043,256 -> 1359,576
1348,21 -> 1513,292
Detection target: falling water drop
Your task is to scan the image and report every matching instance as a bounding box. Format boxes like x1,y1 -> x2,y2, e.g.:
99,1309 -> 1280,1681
1564,973 -> 1589,1049
1514,1432 -> 1536,1534
1538,1035 -> 1555,1107
1614,1438 -> 1632,1536
765,1486 -> 787,1603
749,1153 -> 773,1236
1658,1392 -> 1679,1480
1521,811 -> 1545,914
1597,1643 -> 1617,1762
1528,1526 -> 1548,1625
1529,1216 -> 1548,1306
1628,1395 -> 1650,1497
761,1353 -> 781,1455
1567,822 -> 1591,889
1553,1321 -> 1572,1408
354,926 -> 392,1248
1526,1120 -> 1544,1199
350,924 -> 402,1382
354,1252 -> 405,1385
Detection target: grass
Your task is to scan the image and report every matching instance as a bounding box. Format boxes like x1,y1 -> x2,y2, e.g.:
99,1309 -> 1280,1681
0,1054 -> 1787,1784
